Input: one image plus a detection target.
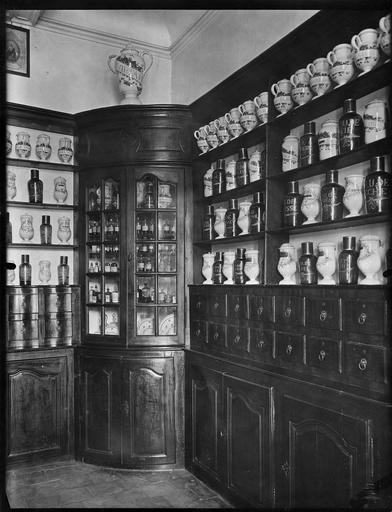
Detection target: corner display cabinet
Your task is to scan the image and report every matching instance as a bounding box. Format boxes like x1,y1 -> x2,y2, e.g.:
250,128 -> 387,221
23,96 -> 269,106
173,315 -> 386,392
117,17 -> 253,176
75,105 -> 192,468
186,9 -> 392,510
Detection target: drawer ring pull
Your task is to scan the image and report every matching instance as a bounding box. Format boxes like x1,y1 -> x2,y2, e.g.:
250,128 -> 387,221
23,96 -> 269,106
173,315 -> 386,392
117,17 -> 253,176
234,335 -> 241,344
213,332 -> 219,341
196,301 -> 202,310
234,304 -> 240,313
319,310 -> 328,322
195,329 -> 201,337
214,302 -> 219,310
358,312 -> 367,325
257,306 -> 264,317
286,344 -> 293,355
257,340 -> 264,349
318,350 -> 326,361
284,306 -> 292,318
359,358 -> 367,371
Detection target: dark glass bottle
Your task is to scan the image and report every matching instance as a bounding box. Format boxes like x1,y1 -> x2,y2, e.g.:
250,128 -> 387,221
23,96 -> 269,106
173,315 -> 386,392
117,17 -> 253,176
236,148 -> 249,187
19,254 -> 32,286
339,98 -> 364,154
320,170 -> 345,222
212,251 -> 225,284
249,191 -> 265,233
283,181 -> 303,227
212,159 -> 226,195
299,242 -> 317,284
224,199 -> 239,238
28,169 -> 43,203
338,236 -> 359,284
89,186 -> 98,210
234,248 -> 247,284
58,256 -> 69,285
6,212 -> 12,244
202,205 -> 215,240
365,155 -> 392,214
40,215 -> 52,245
143,180 -> 155,208
300,121 -> 319,167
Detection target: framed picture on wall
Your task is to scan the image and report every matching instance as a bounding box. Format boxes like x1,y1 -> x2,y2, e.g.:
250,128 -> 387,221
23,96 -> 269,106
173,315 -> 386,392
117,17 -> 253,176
6,24 -> 30,77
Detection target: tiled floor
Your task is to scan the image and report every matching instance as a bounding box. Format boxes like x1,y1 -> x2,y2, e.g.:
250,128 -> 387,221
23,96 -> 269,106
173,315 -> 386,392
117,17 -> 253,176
6,460 -> 232,508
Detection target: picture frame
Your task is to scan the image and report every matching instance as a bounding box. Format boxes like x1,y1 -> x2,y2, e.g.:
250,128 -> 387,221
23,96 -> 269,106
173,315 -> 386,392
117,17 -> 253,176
6,24 -> 30,77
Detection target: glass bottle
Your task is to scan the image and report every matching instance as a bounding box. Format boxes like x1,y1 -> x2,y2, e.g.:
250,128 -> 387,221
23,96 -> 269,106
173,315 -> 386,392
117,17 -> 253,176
141,282 -> 152,302
236,148 -> 249,187
212,159 -> 226,195
338,236 -> 359,284
299,242 -> 317,284
143,180 -> 155,208
112,288 -> 119,303
105,287 -> 112,303
202,205 -> 215,241
212,251 -> 225,284
89,186 -> 98,210
141,218 -> 149,239
300,121 -> 319,167
320,170 -> 345,222
19,254 -> 32,286
40,215 -> 52,245
224,199 -> 239,238
283,180 -> 303,227
6,212 -> 12,244
234,248 -> 247,284
365,155 -> 392,214
339,98 -> 364,154
58,256 -> 69,285
28,169 -> 43,204
249,191 -> 265,233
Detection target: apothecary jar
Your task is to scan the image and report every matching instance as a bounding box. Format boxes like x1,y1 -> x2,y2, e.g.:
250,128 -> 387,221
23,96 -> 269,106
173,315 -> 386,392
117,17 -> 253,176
38,260 -> 51,284
277,243 -> 297,285
244,249 -> 260,284
357,235 -> 382,284
202,252 -> 215,284
53,176 -> 68,203
7,171 -> 17,200
58,137 -> 73,163
19,214 -> 34,241
57,216 -> 71,243
35,133 -> 52,160
316,242 -> 337,285
15,132 -> 31,158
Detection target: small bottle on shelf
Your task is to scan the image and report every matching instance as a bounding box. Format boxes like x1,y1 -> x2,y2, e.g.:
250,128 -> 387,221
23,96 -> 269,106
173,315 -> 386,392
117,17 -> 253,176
234,248 -> 247,284
283,181 -> 303,227
40,215 -> 52,245
299,242 -> 318,284
224,199 -> 239,238
58,256 -> 69,285
320,170 -> 345,222
28,169 -> 43,204
202,205 -> 215,241
249,191 -> 265,233
338,236 -> 359,284
212,251 -> 225,284
105,287 -> 112,303
143,180 -> 155,208
300,121 -> 319,167
212,159 -> 226,195
6,212 -> 12,244
141,282 -> 152,302
236,148 -> 249,187
19,254 -> 32,286
136,216 -> 142,238
112,288 -> 119,303
339,98 -> 364,154
364,155 -> 391,214
141,218 -> 149,239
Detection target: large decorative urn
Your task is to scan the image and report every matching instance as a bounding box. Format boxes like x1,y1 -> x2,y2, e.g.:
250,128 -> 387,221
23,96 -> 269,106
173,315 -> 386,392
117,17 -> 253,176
108,43 -> 153,105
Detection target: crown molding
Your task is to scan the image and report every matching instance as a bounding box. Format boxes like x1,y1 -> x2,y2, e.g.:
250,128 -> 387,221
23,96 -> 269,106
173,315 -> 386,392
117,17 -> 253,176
6,10 -> 43,27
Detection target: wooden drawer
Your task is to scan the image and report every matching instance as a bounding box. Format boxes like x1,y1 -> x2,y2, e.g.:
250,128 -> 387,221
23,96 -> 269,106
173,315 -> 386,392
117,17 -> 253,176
208,294 -> 227,317
190,319 -> 207,345
208,322 -> 226,348
227,294 -> 247,320
44,313 -> 73,346
306,297 -> 341,331
248,294 -> 274,323
306,335 -> 341,375
249,328 -> 274,362
275,331 -> 304,365
343,298 -> 387,336
7,314 -> 40,349
275,296 -> 304,327
190,293 -> 207,317
43,287 -> 73,312
344,341 -> 387,385
227,326 -> 248,354
7,288 -> 38,314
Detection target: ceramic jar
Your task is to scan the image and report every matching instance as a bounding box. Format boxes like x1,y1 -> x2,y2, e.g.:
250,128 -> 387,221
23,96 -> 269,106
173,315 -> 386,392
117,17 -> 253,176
290,68 -> 312,107
318,120 -> 339,160
378,14 -> 391,60
306,58 -> 331,98
249,150 -> 262,182
239,101 -> 258,132
58,137 -> 73,163
202,252 -> 215,284
282,135 -> 299,172
6,130 -> 12,155
351,29 -> 380,75
357,235 -> 382,284
271,79 -> 294,116
206,124 -> 219,150
53,176 -> 68,203
7,171 -> 17,200
15,132 -> 31,158
237,200 -> 252,235
277,243 -> 297,285
57,216 -> 71,243
253,91 -> 269,124
222,250 -> 236,285
244,249 -> 260,284
351,28 -> 379,50
38,260 -> 51,284
363,100 -> 387,143
327,43 -> 355,88
225,160 -> 237,190
203,166 -> 213,197
316,242 -> 337,284
214,207 -> 227,239
107,44 -> 153,104
35,133 -> 52,160
225,108 -> 244,138
214,116 -> 230,145
343,174 -> 364,217
194,127 -> 209,154
301,182 -> 321,224
19,214 -> 34,241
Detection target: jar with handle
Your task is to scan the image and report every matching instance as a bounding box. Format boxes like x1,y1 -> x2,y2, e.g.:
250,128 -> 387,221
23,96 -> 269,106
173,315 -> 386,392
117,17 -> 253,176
306,58 -> 331,98
327,43 -> 355,88
343,174 -> 364,217
277,243 -> 297,285
316,242 -> 337,285
378,14 -> 391,60
357,235 -> 382,284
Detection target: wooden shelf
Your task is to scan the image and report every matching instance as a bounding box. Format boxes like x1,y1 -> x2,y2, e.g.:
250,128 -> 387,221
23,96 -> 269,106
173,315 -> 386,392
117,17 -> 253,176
7,201 -> 76,210
6,158 -> 76,172
9,243 -> 78,249
194,232 -> 265,246
197,179 -> 265,206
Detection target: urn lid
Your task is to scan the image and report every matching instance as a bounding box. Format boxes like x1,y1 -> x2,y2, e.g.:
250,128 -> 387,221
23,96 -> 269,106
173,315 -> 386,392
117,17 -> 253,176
21,254 -> 29,263
214,251 -> 224,261
216,159 -> 226,169
228,198 -> 238,210
42,215 -> 51,224
287,180 -> 299,194
31,169 -> 40,179
205,205 -> 214,215
60,256 -> 68,265
238,147 -> 248,160
253,191 -> 264,204
343,98 -> 357,113
301,241 -> 314,254
236,248 -> 246,258
342,236 -> 356,250
325,169 -> 339,184
304,121 -> 316,134
370,155 -> 386,173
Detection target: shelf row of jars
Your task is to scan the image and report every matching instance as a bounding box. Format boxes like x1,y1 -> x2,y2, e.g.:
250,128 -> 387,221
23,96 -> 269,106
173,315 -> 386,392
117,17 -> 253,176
282,98 -> 388,172
88,181 -> 120,211
202,248 -> 261,285
135,212 -> 176,241
136,177 -> 176,209
7,130 -> 74,163
87,213 -> 120,242
136,277 -> 177,304
88,245 -> 120,273
7,213 -> 72,244
136,243 -> 176,273
7,169 -> 69,203
278,235 -> 385,285
271,14 -> 390,117
283,157 -> 391,227
11,254 -> 70,286
88,282 -> 120,304
204,148 -> 265,197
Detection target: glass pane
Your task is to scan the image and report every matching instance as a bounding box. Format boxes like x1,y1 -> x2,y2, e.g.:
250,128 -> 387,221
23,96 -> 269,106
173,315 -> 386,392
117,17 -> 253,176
158,306 -> 177,336
104,179 -> 120,210
157,244 -> 176,272
157,276 -> 177,304
136,275 -> 155,304
87,244 -> 102,273
158,181 -> 176,209
87,276 -> 102,304
104,308 -> 120,336
158,211 -> 176,240
137,175 -> 156,209
103,276 -> 120,304
103,212 -> 120,242
87,183 -> 101,211
88,307 -> 102,335
136,212 -> 156,241
103,245 -> 120,273
136,243 -> 156,273
87,212 -> 101,243
137,307 -> 155,336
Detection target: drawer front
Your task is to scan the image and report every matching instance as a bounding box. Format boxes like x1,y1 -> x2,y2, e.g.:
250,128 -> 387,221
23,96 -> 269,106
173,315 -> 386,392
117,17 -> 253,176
208,294 -> 227,317
44,313 -> 73,341
306,297 -> 340,331
7,315 -> 39,347
190,319 -> 207,345
208,322 -> 226,348
227,326 -> 248,354
248,295 -> 274,323
8,290 -> 38,314
190,293 -> 207,317
249,328 -> 274,362
275,331 -> 304,365
344,342 -> 387,385
275,296 -> 304,326
306,335 -> 341,374
343,299 -> 386,336
228,295 -> 247,320
44,289 -> 72,312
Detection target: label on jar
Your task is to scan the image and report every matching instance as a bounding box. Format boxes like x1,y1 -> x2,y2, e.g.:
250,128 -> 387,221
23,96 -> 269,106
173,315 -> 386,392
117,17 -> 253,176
212,262 -> 224,284
340,118 -> 363,152
365,173 -> 392,213
250,206 -> 264,233
224,212 -> 238,237
300,137 -> 318,166
283,195 -> 301,226
338,252 -> 358,284
236,162 -> 249,187
234,260 -> 245,283
321,187 -> 344,221
299,257 -> 317,284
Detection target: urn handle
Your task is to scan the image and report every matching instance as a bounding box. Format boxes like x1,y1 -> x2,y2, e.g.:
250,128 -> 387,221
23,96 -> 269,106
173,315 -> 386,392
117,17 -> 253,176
306,62 -> 315,77
326,50 -> 336,66
359,358 -> 368,371
107,54 -> 119,74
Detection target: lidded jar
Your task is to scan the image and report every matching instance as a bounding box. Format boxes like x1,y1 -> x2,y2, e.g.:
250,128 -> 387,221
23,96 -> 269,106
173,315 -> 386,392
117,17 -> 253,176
301,182 -> 321,224
244,249 -> 260,285
249,150 -> 262,182
299,241 -> 317,284
53,176 -> 68,203
234,248 -> 247,284
225,159 -> 237,191
277,243 -> 297,285
282,135 -> 299,172
203,165 -> 214,197
236,148 -> 249,187
338,236 -> 359,284
214,207 -> 227,239
320,170 -> 345,221
19,214 -> 34,241
300,121 -> 319,167
19,254 -> 32,286
283,181 -> 302,227
339,98 -> 364,154
58,137 -> 73,163
7,170 -> 17,200
316,242 -> 337,284
212,159 -> 226,195
38,260 -> 51,284
28,169 -> 43,204
15,132 -> 31,158
57,216 -> 71,243
318,120 -> 339,160
58,256 -> 69,285
357,235 -> 382,285
365,155 -> 391,214
212,251 -> 225,284
35,133 -> 52,160
224,199 -> 239,238
249,192 -> 265,233
202,252 -> 215,284
222,250 -> 236,285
